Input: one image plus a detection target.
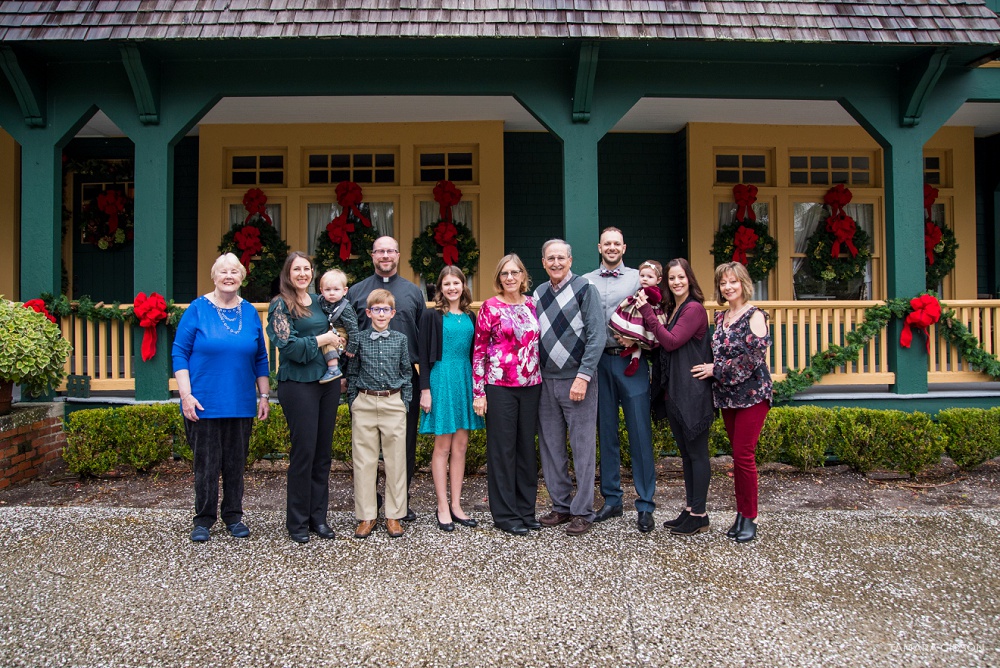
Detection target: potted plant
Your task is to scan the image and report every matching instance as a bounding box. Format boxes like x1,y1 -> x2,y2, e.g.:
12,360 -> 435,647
0,297 -> 72,415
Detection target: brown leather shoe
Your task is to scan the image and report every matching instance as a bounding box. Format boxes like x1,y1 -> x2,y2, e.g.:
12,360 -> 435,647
538,511 -> 572,527
565,516 -> 592,536
354,519 -> 376,539
386,518 -> 405,538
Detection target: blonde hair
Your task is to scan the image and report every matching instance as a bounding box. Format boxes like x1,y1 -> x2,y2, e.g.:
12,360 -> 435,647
492,253 -> 531,295
210,253 -> 246,283
713,261 -> 754,305
367,289 -> 395,309
319,269 -> 348,289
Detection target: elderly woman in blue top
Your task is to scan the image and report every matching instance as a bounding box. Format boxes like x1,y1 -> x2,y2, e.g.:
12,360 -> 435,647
172,253 -> 271,543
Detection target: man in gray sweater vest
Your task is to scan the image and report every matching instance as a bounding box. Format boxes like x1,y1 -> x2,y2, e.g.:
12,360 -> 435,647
534,239 -> 606,536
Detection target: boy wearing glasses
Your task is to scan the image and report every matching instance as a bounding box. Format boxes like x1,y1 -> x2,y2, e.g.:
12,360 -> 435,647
344,289 -> 413,539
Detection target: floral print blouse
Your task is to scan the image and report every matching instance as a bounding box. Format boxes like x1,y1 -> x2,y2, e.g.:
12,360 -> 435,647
711,305 -> 773,409
472,296 -> 542,398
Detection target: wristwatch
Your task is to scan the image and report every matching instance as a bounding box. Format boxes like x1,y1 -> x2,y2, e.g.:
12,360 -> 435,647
259,393 -> 270,400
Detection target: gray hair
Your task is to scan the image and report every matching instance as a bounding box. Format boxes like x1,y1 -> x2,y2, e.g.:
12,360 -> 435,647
542,238 -> 572,259
210,253 -> 246,282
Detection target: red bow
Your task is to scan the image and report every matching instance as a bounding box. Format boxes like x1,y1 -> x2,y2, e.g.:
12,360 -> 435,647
433,180 -> 463,223
23,299 -> 56,323
924,222 -> 942,265
434,221 -> 460,265
899,294 -> 941,351
732,225 -> 758,265
326,215 -> 356,262
242,188 -> 273,225
826,212 -> 859,258
97,190 -> 127,234
234,225 -> 262,269
732,184 -> 758,223
133,292 -> 168,362
923,184 -> 939,220
824,184 -> 853,217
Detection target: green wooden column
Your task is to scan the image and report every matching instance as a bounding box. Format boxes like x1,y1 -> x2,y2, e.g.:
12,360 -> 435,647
16,136 -> 62,300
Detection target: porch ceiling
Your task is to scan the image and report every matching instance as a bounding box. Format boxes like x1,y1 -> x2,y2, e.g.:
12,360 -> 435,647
76,95 -> 1000,138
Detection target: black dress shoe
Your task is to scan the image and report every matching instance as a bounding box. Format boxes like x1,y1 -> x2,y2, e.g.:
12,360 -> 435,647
288,533 -> 309,544
735,517 -> 757,543
402,508 -> 417,522
495,523 -> 529,536
309,524 -> 335,539
663,509 -> 691,529
437,511 -> 454,532
594,503 -> 623,523
637,511 -> 655,533
450,509 -> 478,528
522,517 -> 542,530
726,513 -> 744,539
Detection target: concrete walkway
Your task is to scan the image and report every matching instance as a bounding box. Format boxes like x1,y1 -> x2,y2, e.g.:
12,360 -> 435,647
1,507 -> 997,667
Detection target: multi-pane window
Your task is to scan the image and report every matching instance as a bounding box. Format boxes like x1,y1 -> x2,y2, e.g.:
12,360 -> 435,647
306,150 -> 397,185
788,153 -> 872,187
228,152 -> 285,187
923,152 -> 949,187
417,149 -> 476,184
714,152 -> 770,186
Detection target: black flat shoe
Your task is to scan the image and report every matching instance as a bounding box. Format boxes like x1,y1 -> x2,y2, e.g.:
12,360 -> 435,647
437,511 -> 454,532
450,509 -> 478,528
726,513 -> 744,539
309,524 -> 335,540
522,517 -> 542,530
495,523 -> 528,536
288,533 -> 309,544
663,509 -> 691,529
637,511 -> 655,533
735,518 -> 757,543
594,503 -> 623,523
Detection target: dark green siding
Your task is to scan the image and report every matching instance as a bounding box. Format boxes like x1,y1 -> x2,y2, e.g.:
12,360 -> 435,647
975,135 -> 1000,297
172,137 -> 200,302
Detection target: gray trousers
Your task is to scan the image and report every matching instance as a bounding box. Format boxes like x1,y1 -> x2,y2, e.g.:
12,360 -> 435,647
537,376 -> 598,521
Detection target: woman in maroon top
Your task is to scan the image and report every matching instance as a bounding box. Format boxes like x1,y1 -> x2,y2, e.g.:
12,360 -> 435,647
636,258 -> 715,536
693,261 -> 773,543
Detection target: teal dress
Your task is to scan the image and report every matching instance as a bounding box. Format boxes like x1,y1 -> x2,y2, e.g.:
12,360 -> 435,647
419,312 -> 485,435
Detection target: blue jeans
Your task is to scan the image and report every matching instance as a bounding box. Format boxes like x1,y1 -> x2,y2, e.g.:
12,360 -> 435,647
597,352 -> 656,512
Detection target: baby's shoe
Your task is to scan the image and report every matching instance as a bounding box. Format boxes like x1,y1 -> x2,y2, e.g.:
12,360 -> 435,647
624,358 -> 640,377
319,367 -> 342,384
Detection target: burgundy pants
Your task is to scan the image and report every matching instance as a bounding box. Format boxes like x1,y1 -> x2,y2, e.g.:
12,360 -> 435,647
721,400 -> 770,520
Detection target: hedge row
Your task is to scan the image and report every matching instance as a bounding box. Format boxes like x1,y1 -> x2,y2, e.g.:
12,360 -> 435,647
62,404 -> 1000,478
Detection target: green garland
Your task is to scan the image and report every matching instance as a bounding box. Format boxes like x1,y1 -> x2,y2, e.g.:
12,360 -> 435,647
41,293 -> 186,330
409,220 -> 481,284
312,205 -> 379,286
218,215 -> 289,303
711,219 -> 778,283
925,222 -> 958,291
773,296 -> 1000,403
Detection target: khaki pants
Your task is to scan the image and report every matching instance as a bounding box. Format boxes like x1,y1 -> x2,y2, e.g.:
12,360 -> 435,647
351,392 -> 408,521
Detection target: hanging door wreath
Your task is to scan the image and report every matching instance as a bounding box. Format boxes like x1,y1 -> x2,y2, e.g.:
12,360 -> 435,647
409,180 -> 480,284
711,184 -> 778,283
922,184 -> 958,291
805,184 -> 872,283
218,188 -> 290,302
313,181 -> 379,284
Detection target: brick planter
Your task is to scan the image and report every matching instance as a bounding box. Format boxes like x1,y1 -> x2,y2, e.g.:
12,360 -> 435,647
0,403 -> 67,489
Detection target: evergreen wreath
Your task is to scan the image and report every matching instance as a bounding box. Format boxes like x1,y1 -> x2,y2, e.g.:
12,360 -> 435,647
409,181 -> 481,284
922,184 -> 958,291
218,188 -> 290,303
711,184 -> 778,283
313,202 -> 378,286
67,159 -> 136,251
805,184 -> 872,282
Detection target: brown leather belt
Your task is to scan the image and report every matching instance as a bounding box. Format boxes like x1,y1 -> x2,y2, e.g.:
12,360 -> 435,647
358,388 -> 401,397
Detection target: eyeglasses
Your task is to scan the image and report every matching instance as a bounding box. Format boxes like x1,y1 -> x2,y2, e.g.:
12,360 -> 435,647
368,306 -> 393,315
500,270 -> 523,278
372,249 -> 399,256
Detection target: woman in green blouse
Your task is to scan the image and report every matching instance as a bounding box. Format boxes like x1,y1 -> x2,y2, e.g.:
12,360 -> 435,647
267,251 -> 345,543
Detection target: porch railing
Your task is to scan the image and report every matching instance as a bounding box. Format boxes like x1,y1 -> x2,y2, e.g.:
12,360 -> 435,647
56,300 -> 1000,393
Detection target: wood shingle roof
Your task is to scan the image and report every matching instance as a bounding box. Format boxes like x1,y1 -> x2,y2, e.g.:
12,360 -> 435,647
1,1 -> 998,45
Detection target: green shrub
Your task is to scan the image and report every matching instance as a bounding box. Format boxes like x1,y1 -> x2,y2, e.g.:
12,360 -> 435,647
709,415 -> 731,456
63,409 -> 120,476
769,406 -> 832,470
887,411 -> 946,475
248,403 -> 291,466
938,407 -> 1000,469
832,408 -> 890,472
833,408 -> 946,475
64,404 -> 178,475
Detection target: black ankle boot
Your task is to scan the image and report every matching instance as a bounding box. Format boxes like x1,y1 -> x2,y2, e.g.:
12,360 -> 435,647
735,517 -> 757,543
726,513 -> 744,539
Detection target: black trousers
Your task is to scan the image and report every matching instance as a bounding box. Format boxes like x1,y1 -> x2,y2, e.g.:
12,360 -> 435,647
279,379 -> 341,534
485,384 -> 542,528
185,416 -> 253,528
404,365 -> 420,488
667,413 -> 711,514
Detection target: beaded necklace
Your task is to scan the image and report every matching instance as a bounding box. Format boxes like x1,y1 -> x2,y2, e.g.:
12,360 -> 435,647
210,295 -> 243,335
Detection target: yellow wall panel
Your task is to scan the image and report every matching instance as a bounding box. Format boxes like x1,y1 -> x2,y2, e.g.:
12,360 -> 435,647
0,129 -> 19,301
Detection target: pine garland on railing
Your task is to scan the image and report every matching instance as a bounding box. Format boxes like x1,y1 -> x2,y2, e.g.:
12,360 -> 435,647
772,296 -> 1000,403
41,293 -> 186,330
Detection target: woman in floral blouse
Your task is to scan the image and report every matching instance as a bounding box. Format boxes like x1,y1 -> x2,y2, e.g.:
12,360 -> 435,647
693,261 -> 773,543
472,253 -> 542,536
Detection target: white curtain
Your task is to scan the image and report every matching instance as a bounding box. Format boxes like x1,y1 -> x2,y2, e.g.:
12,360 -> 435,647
307,202 -> 394,256
793,202 -> 874,299
230,203 -> 281,233
420,200 -> 472,231
716,201 -> 770,299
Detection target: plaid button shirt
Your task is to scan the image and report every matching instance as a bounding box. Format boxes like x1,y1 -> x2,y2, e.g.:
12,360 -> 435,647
345,328 -> 412,408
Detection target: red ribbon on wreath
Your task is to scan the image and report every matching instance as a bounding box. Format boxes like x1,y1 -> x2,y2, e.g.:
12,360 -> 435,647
826,212 -> 859,258
434,221 -> 460,265
97,190 -> 127,234
23,299 -> 56,323
326,216 -> 356,262
924,222 -> 942,265
327,182 -> 371,260
234,225 -> 262,269
824,184 -> 853,217
733,184 -> 758,223
433,180 -> 462,224
242,188 -> 273,225
899,294 -> 941,351
923,184 -> 939,220
732,225 -> 758,265
133,292 -> 168,362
